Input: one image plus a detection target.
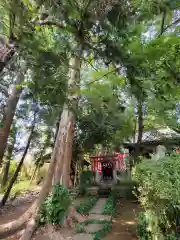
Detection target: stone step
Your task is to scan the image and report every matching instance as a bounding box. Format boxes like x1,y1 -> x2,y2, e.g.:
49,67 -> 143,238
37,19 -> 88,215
87,187 -> 98,196
87,214 -> 112,222
89,198 -> 107,214
85,223 -> 104,233
72,233 -> 94,240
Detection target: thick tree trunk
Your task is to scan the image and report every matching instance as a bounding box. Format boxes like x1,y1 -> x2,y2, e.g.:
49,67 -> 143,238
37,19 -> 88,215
20,111 -> 72,240
0,202 -> 36,239
47,225 -> 65,240
0,71 -> 24,166
53,113 -> 68,184
20,140 -> 59,240
1,143 -> 14,188
0,117 -> 35,207
0,110 -> 61,238
54,55 -> 81,184
62,120 -> 74,187
20,54 -> 82,240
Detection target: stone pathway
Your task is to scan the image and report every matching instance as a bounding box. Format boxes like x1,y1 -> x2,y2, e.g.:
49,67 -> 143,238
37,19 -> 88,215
73,198 -> 111,240
89,198 -> 107,214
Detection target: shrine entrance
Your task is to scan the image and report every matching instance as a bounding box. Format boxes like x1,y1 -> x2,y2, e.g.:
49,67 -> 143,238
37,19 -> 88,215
102,161 -> 113,181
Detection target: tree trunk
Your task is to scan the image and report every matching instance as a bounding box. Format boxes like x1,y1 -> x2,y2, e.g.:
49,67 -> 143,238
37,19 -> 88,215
30,166 -> 38,184
133,99 -> 143,163
62,120 -> 74,187
20,122 -> 70,240
74,160 -> 78,186
1,143 -> 14,188
137,100 -> 143,145
53,113 -> 69,184
0,71 -> 24,166
0,112 -> 58,239
0,41 -> 15,74
133,117 -> 137,144
0,202 -> 36,239
47,225 -> 65,240
20,54 -> 82,240
0,117 -> 35,207
20,113 -> 71,240
54,55 -> 81,184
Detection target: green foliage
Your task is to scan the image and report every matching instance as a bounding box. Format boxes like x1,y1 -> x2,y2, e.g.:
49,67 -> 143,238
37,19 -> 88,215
102,194 -> 116,216
76,219 -> 112,239
37,184 -> 71,225
76,223 -> 85,233
8,160 -> 17,180
80,171 -> 93,184
136,212 -> 152,240
93,221 -> 112,240
78,171 -> 94,195
133,153 -> 180,238
76,196 -> 98,215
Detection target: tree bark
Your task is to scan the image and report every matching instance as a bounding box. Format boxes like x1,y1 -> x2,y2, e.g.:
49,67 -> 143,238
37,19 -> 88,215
62,120 -> 74,187
47,225 -> 65,240
30,165 -> 38,184
20,54 -> 82,240
53,113 -> 68,184
0,201 -> 36,239
0,42 -> 15,74
1,143 -> 14,188
133,99 -> 143,163
137,100 -> 143,145
54,55 -> 82,184
0,71 -> 24,166
0,115 -> 35,207
20,110 -> 71,240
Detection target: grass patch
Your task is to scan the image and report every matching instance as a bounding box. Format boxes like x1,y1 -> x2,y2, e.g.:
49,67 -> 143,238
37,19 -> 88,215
0,180 -> 37,197
76,219 -> 112,239
76,223 -> 85,233
76,196 -> 98,214
102,194 -> 116,217
11,180 -> 36,195
93,221 -> 112,240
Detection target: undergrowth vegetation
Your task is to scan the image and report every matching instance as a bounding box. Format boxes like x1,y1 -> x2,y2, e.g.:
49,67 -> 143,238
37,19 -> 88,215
133,153 -> 180,239
78,171 -> 94,195
37,184 -> 71,225
76,196 -> 98,214
102,194 -> 116,216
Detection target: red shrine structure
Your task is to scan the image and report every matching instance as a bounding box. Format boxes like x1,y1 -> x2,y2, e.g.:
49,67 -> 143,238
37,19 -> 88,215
90,153 -> 129,183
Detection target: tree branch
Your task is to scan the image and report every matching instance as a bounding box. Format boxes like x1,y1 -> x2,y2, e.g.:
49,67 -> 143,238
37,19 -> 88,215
88,68 -> 118,85
163,17 -> 180,33
36,19 -> 66,28
160,10 -> 166,36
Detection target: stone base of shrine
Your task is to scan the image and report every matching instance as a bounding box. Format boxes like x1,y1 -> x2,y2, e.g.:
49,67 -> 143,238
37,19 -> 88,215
95,169 -> 120,185
87,186 -> 99,196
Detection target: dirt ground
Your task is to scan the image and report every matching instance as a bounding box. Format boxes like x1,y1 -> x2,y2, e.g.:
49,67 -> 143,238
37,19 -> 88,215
0,191 -> 141,240
105,200 -> 141,240
0,190 -> 77,240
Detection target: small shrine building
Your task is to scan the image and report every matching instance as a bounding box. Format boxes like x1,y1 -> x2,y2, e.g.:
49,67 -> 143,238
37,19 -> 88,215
90,152 -> 129,184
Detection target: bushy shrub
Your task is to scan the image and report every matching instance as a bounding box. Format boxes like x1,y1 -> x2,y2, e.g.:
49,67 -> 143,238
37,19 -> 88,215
79,171 -> 94,195
37,184 -> 71,225
133,153 -> 180,238
136,212 -> 153,240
